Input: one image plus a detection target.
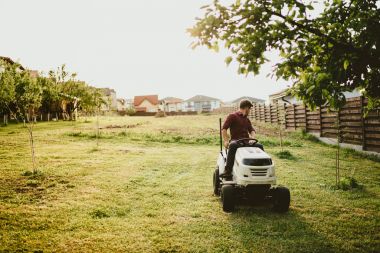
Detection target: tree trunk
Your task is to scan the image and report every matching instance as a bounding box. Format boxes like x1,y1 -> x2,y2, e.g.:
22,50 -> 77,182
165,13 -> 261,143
96,111 -> 100,147
27,123 -> 37,174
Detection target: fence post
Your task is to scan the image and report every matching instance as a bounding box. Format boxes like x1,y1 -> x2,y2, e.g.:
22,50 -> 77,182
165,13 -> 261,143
258,104 -> 261,121
259,104 -> 261,122
269,105 -> 273,124
262,104 -> 265,122
253,104 -> 255,120
304,105 -> 308,132
284,104 -> 287,130
361,96 -> 367,151
293,105 -> 296,130
319,106 -> 323,137
276,103 -> 279,125
277,104 -> 280,125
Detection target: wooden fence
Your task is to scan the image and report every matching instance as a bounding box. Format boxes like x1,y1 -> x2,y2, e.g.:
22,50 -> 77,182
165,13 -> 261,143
226,97 -> 380,153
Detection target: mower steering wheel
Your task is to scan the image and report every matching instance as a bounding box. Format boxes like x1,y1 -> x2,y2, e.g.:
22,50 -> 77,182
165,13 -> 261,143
236,138 -> 258,146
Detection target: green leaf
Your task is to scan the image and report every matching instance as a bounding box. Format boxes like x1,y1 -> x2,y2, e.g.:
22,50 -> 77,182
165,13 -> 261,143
225,56 -> 233,66
211,42 -> 219,52
306,85 -> 315,95
343,60 -> 349,70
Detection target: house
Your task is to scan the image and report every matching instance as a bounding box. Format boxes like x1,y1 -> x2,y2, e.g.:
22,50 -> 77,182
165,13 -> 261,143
134,95 -> 159,112
269,89 -> 299,105
125,99 -> 134,109
0,56 -> 25,71
160,97 -> 183,112
117,98 -> 134,111
116,98 -> 126,111
230,96 -> 265,107
182,95 -> 221,112
100,88 -> 117,111
28,70 -> 39,78
269,88 -> 362,105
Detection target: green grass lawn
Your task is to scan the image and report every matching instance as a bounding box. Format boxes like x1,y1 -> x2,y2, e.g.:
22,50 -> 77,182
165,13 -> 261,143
0,115 -> 379,252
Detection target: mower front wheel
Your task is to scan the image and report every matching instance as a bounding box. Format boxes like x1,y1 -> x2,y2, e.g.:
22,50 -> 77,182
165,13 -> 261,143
221,185 -> 235,212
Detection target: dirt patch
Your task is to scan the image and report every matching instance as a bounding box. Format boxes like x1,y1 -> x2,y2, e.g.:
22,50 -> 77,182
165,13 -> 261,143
102,122 -> 146,130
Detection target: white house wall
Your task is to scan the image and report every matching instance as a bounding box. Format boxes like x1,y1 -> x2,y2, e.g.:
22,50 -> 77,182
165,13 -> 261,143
140,99 -> 158,112
182,100 -> 220,112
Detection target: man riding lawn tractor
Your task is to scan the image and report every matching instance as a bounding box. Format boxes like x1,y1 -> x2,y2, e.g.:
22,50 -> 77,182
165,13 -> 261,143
220,99 -> 264,180
214,99 -> 290,212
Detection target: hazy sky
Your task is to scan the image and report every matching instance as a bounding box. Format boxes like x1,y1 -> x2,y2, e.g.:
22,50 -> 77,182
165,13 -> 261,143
0,0 -> 290,102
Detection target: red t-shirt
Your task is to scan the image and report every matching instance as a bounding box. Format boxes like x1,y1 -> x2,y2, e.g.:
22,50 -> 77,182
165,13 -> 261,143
222,111 -> 255,140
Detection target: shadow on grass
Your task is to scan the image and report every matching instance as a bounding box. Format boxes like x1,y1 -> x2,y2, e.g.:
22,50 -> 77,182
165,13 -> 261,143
228,205 -> 337,252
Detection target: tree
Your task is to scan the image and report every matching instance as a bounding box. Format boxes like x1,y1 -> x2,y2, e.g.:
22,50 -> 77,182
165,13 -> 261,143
80,87 -> 105,115
0,59 -> 17,124
0,60 -> 43,173
189,0 -> 380,110
39,75 -> 60,121
47,64 -> 88,120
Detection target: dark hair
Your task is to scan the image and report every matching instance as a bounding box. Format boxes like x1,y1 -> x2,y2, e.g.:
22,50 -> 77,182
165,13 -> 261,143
239,99 -> 253,109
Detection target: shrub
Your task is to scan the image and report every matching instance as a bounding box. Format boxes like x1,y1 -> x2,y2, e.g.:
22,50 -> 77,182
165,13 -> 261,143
338,177 -> 361,191
90,209 -> 110,219
21,171 -> 33,176
126,108 -> 136,116
275,150 -> 296,160
155,111 -> 166,118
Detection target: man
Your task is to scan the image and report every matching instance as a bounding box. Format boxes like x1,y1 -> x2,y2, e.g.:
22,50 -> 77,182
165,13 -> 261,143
220,99 -> 264,178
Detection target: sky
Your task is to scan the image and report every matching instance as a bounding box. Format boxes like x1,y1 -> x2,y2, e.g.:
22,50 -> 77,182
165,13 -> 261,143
0,0 -> 290,102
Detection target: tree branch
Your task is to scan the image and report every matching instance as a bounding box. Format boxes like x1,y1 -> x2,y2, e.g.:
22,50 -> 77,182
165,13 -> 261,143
262,5 -> 380,66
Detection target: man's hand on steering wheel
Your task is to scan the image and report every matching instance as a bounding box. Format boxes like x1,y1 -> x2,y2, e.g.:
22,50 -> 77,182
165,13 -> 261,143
236,138 -> 258,146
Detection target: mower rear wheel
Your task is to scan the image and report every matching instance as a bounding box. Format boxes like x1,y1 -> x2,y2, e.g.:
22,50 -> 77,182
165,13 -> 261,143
213,168 -> 221,196
221,185 -> 235,212
272,186 -> 290,213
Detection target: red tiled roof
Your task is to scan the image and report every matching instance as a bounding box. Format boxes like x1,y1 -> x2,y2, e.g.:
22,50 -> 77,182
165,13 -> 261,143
0,56 -> 25,70
28,70 -> 39,78
134,95 -> 159,106
163,97 -> 183,104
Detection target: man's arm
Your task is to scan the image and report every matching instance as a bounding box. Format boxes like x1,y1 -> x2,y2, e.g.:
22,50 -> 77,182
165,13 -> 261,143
222,129 -> 230,148
222,114 -> 234,148
247,118 -> 256,139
